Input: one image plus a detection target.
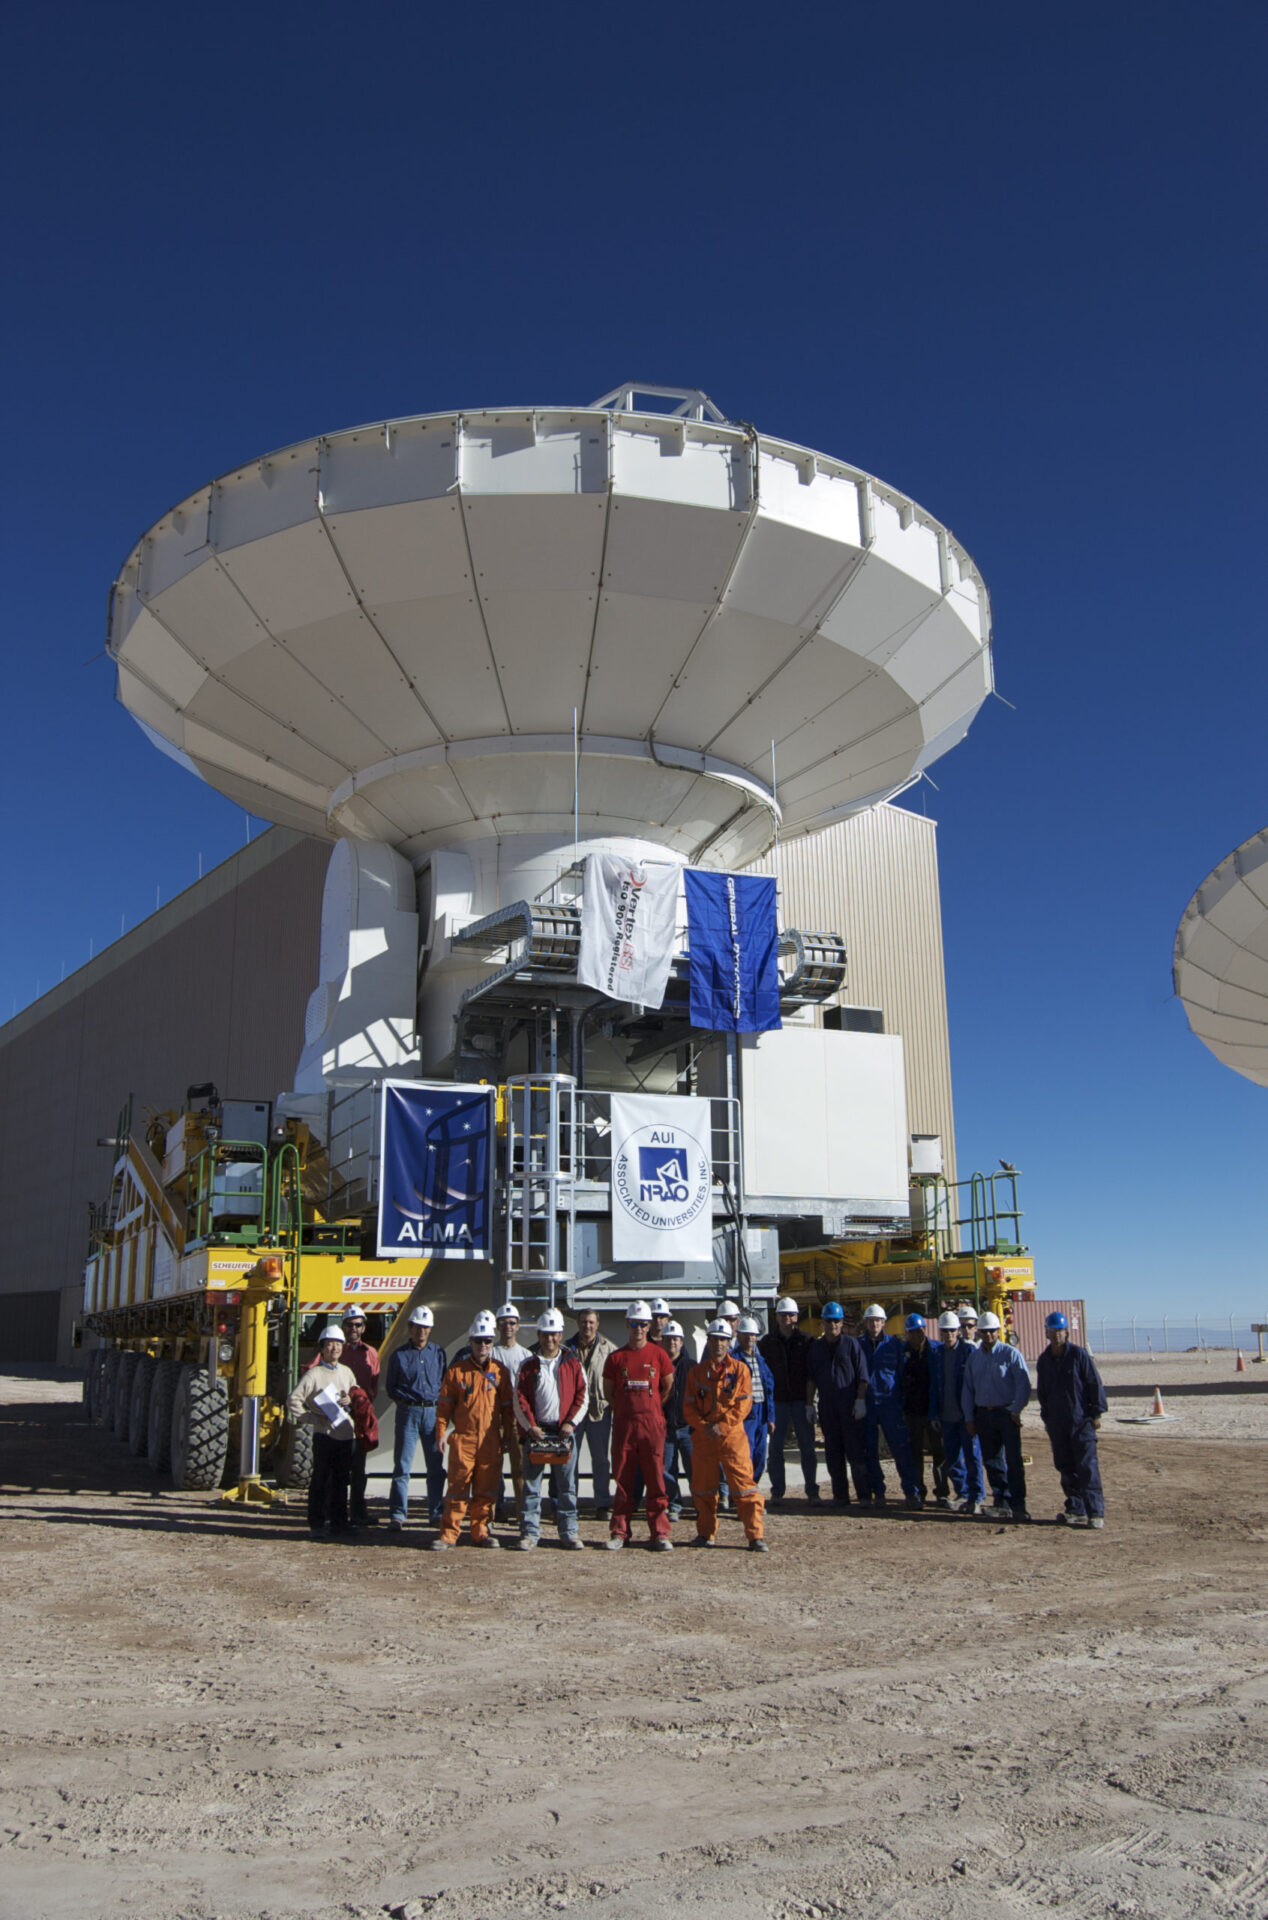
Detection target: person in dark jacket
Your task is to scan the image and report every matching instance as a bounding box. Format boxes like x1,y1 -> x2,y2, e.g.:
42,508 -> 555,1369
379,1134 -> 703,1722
759,1296 -> 819,1504
928,1310 -> 984,1512
1036,1313 -> 1107,1529
805,1302 -> 870,1505
859,1304 -> 923,1508
661,1321 -> 694,1520
386,1306 -> 447,1530
899,1314 -> 948,1508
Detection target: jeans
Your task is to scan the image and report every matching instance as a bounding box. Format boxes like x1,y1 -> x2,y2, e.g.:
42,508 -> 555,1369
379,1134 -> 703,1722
974,1405 -> 1027,1510
864,1398 -> 922,1501
577,1408 -> 612,1508
941,1418 -> 984,1504
770,1400 -> 818,1498
309,1432 -> 355,1532
665,1424 -> 693,1513
1047,1418 -> 1104,1517
744,1410 -> 771,1481
389,1403 -> 446,1523
520,1434 -> 580,1540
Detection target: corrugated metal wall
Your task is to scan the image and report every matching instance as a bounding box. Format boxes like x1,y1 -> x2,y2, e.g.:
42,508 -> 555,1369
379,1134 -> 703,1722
1011,1300 -> 1087,1361
749,804 -> 957,1185
0,829 -> 329,1364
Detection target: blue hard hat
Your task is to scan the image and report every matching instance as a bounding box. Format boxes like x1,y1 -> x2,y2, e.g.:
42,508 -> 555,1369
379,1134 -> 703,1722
905,1313 -> 925,1331
821,1301 -> 845,1322
1045,1311 -> 1069,1331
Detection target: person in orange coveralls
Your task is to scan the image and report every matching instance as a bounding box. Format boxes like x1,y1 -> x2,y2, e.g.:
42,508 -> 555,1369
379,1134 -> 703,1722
430,1311 -> 514,1550
686,1318 -> 769,1552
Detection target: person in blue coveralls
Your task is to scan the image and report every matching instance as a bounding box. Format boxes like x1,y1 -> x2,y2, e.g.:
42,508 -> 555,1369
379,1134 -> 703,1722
928,1309 -> 985,1514
1036,1312 -> 1107,1529
858,1304 -> 923,1509
961,1311 -> 1031,1521
735,1316 -> 776,1483
386,1306 -> 447,1530
805,1302 -> 870,1506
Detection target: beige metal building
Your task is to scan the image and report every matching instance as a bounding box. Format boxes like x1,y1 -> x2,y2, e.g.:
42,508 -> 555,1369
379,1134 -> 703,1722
0,804 -> 954,1365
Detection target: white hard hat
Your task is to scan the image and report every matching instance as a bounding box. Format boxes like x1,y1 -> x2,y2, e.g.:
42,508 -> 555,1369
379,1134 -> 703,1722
626,1299 -> 652,1323
959,1305 -> 979,1321
663,1319 -> 684,1338
496,1302 -> 520,1321
705,1318 -> 732,1337
536,1307 -> 565,1333
937,1310 -> 961,1330
407,1306 -> 434,1327
978,1311 -> 1002,1331
342,1305 -> 366,1320
650,1297 -> 671,1315
736,1315 -> 760,1335
469,1309 -> 498,1339
720,1299 -> 741,1318
863,1303 -> 887,1321
775,1296 -> 800,1315
319,1324 -> 346,1344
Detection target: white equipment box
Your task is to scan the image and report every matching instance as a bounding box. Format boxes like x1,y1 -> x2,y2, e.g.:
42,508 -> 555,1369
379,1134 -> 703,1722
738,1027 -> 909,1217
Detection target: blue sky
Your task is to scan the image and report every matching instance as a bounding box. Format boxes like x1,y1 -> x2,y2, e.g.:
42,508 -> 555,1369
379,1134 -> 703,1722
2,3 -> 1265,1316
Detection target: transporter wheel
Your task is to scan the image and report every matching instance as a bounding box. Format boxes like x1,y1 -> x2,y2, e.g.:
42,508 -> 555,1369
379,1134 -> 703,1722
84,1350 -> 105,1421
111,1351 -> 140,1439
169,1366 -> 230,1491
127,1355 -> 157,1455
97,1348 -> 120,1431
146,1358 -> 179,1473
270,1421 -> 313,1490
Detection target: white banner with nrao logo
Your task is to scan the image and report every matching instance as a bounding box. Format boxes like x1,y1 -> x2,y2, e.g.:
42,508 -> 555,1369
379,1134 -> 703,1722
609,1093 -> 714,1262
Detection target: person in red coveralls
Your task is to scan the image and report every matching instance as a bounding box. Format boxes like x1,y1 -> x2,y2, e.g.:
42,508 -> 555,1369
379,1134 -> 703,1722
602,1299 -> 675,1551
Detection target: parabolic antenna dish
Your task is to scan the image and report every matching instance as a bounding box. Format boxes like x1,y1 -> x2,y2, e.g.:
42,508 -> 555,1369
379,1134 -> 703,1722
1173,827 -> 1268,1087
108,385 -> 993,869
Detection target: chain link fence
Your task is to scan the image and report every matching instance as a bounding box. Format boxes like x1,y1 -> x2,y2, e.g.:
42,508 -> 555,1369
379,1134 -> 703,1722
1086,1316 -> 1267,1355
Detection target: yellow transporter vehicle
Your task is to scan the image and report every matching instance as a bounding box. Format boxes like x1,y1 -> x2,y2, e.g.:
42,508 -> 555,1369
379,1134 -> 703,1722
781,1165 -> 1035,1337
80,1086 -> 422,1492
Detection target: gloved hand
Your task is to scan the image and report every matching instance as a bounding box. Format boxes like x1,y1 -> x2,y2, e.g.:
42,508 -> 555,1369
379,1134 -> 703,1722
805,1403 -> 818,1426
852,1398 -> 866,1421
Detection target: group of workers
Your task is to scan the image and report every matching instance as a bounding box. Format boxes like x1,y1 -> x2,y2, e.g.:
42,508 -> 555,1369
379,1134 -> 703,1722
287,1292 -> 1108,1549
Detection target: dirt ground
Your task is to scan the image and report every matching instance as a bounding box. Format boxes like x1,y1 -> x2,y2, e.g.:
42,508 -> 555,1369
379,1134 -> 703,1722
2,1363 -> 1266,1920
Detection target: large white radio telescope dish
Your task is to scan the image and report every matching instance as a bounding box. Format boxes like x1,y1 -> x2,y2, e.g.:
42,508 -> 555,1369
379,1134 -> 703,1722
109,384 -> 994,870
1174,827 -> 1268,1088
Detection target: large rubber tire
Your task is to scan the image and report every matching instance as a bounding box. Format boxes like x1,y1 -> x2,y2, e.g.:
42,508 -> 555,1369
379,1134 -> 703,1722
169,1366 -> 230,1491
98,1349 -> 120,1430
84,1350 -> 105,1422
146,1358 -> 179,1473
111,1351 -> 140,1439
127,1355 -> 157,1455
271,1421 -> 313,1490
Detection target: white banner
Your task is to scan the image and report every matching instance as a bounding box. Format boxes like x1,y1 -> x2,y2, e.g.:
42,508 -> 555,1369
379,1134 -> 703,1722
577,855 -> 679,1008
609,1093 -> 714,1261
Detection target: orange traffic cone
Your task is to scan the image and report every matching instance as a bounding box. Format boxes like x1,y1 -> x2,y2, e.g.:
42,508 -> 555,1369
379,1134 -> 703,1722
1151,1386 -> 1166,1417
1236,1349 -> 1246,1373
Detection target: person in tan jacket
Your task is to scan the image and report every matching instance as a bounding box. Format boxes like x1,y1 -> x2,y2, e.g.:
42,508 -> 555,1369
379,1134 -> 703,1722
431,1311 -> 515,1550
286,1325 -> 358,1537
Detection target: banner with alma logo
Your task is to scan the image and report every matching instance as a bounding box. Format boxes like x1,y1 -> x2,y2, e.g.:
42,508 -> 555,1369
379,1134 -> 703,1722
609,1093 -> 714,1261
577,854 -> 679,1008
376,1080 -> 496,1260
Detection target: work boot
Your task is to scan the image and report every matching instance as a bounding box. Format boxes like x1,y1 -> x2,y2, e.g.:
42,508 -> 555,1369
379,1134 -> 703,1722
1087,1516 -> 1105,1530
593,1506 -> 610,1521
429,1539 -> 452,1552
747,1538 -> 769,1553
690,1534 -> 716,1547
517,1535 -> 539,1551
474,1535 -> 501,1549
561,1536 -> 585,1550
651,1537 -> 674,1552
604,1536 -> 625,1551
389,1519 -> 404,1533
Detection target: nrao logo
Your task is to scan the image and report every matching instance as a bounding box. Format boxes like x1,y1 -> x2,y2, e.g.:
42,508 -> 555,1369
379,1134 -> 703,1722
613,1122 -> 711,1237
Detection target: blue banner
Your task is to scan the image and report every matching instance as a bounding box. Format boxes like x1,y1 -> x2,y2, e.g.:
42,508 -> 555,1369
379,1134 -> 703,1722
683,870 -> 782,1033
376,1081 -> 496,1260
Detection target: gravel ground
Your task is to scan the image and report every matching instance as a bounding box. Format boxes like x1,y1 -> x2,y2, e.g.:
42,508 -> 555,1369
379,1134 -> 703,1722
1,1367 -> 1266,1920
